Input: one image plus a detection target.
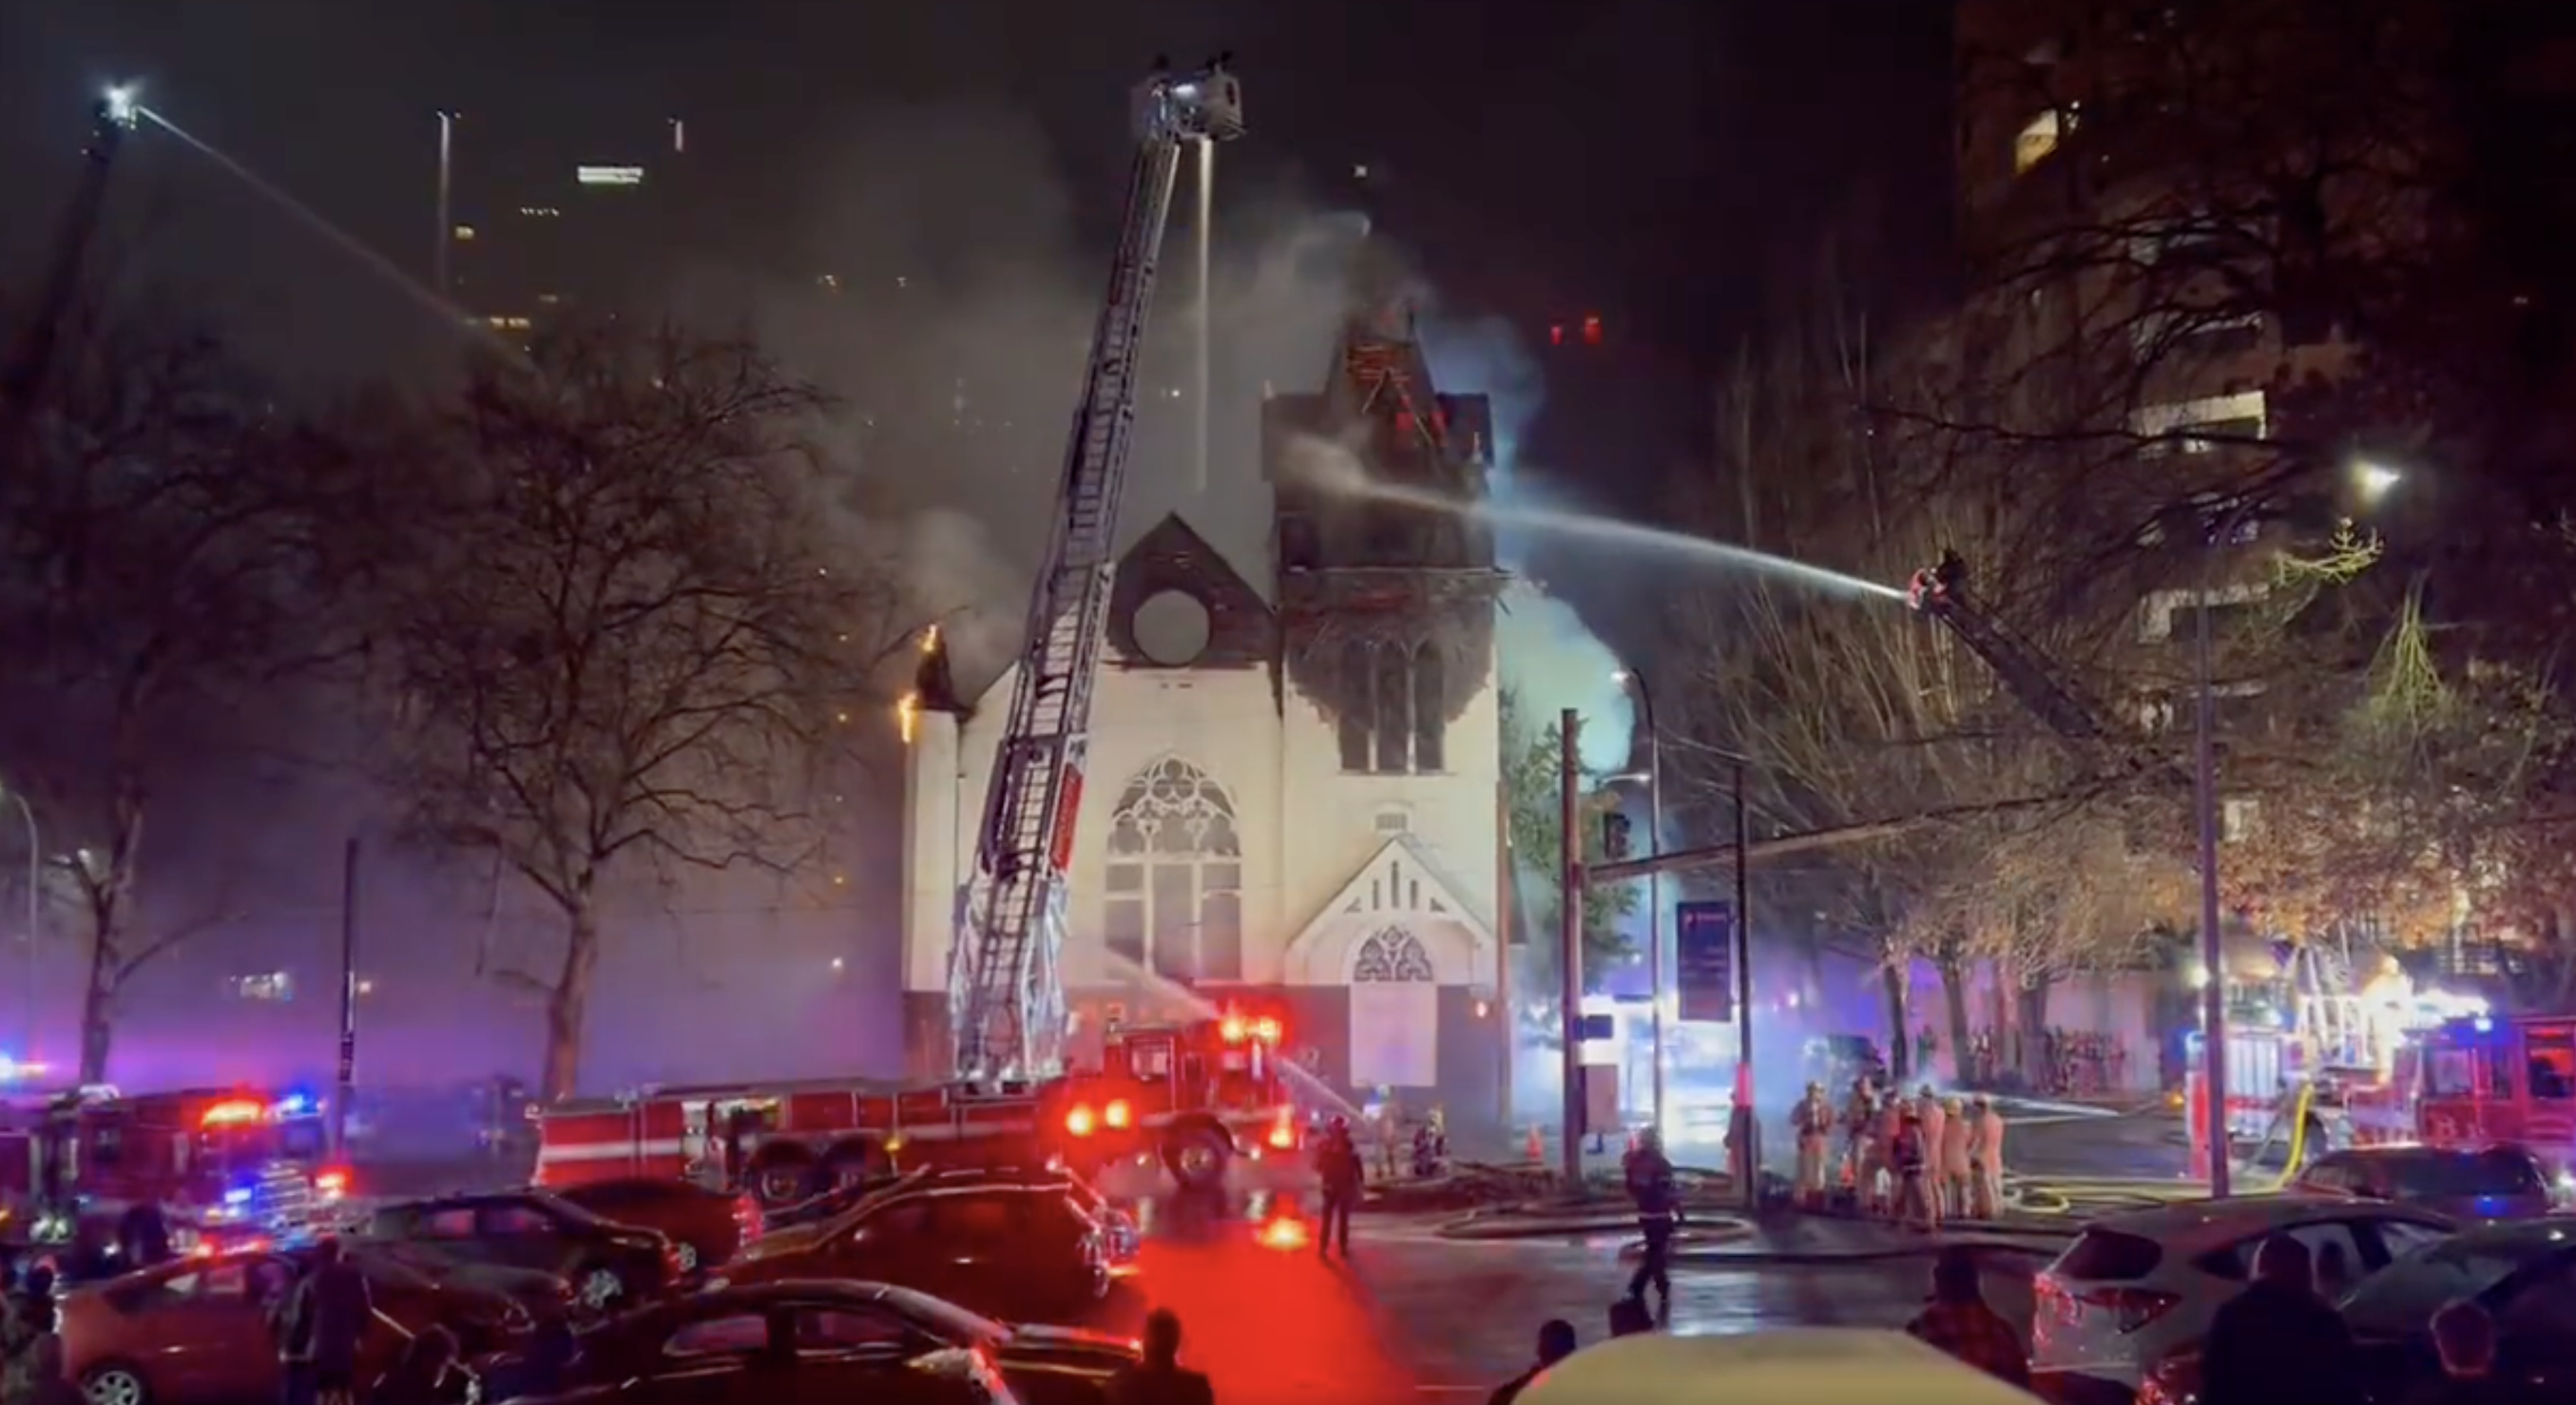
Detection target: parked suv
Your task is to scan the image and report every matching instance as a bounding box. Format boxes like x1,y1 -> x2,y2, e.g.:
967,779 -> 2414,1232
2293,1145 -> 2557,1222
360,1189 -> 681,1312
719,1183 -> 1125,1324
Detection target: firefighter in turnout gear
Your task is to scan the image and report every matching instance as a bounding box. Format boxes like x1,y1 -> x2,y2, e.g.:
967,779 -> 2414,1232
1315,1116 -> 1364,1258
1793,1083 -> 1834,1208
1623,1127 -> 1679,1323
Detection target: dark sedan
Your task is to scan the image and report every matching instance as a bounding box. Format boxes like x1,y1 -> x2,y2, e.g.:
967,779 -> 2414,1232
549,1176 -> 762,1279
2140,1218 -> 2576,1405
501,1280 -> 1140,1405
360,1190 -> 681,1313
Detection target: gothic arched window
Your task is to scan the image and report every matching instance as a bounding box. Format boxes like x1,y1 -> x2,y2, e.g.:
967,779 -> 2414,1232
1336,641 -> 1372,773
1102,758 -> 1243,982
1411,644 -> 1446,772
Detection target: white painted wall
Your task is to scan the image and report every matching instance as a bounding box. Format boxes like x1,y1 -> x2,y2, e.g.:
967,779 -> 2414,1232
900,631 -> 1503,1001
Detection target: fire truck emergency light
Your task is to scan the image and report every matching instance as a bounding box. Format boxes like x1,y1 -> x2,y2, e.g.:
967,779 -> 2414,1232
1104,1099 -> 1133,1129
202,1099 -> 265,1127
1065,1105 -> 1097,1137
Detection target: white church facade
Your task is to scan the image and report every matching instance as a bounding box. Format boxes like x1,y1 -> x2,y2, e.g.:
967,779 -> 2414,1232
897,303 -> 1509,1109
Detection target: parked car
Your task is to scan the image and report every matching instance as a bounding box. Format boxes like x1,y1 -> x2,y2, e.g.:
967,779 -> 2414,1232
2291,1145 -> 2557,1222
359,1189 -> 680,1312
761,1168 -> 917,1232
58,1242 -> 535,1405
2139,1217 -> 2576,1405
495,1279 -> 1138,1405
717,1183 -> 1127,1324
2031,1195 -> 2454,1405
549,1176 -> 761,1278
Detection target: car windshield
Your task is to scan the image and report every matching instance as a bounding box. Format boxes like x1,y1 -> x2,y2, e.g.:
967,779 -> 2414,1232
876,1285 -> 1004,1347
2340,1236 -> 2566,1337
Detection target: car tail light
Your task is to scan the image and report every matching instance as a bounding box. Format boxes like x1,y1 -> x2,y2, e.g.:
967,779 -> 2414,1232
315,1167 -> 351,1199
1066,1105 -> 1097,1137
733,1194 -> 763,1240
2076,1286 -> 2182,1334
1105,1099 -> 1132,1129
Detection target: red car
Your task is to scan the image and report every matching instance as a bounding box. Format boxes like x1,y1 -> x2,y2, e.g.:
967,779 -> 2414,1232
59,1245 -> 539,1405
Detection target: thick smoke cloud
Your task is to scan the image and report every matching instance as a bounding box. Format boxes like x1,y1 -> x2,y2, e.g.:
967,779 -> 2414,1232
1419,318 -> 1635,773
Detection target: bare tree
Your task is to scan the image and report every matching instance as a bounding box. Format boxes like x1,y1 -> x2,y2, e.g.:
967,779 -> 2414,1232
366,327 -> 919,1100
0,308 -> 334,1080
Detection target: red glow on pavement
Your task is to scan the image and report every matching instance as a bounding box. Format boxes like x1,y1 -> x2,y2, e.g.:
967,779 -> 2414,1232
1107,1219 -> 1416,1403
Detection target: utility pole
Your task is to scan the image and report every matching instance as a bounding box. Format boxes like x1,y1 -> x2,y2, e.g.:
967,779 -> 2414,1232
2195,538 -> 2230,1198
332,836 -> 362,1160
1558,707 -> 1586,1190
1732,756 -> 1756,1209
1495,777 -> 1515,1126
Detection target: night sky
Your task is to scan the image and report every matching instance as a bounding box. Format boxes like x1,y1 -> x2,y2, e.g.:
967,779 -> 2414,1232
0,0 -> 1951,519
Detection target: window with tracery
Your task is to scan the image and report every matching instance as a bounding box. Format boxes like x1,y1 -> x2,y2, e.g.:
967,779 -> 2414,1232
1336,644 -> 1448,776
1351,928 -> 1435,983
1103,758 -> 1243,982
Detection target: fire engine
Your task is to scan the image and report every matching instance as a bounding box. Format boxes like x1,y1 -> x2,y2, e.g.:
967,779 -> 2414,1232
536,1005 -> 1300,1205
0,1085 -> 346,1248
2407,1010 -> 2576,1187
534,61 -> 1267,1207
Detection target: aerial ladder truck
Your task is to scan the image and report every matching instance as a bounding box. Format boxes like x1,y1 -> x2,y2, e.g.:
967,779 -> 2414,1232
950,61 -> 1245,1086
1,87 -> 139,449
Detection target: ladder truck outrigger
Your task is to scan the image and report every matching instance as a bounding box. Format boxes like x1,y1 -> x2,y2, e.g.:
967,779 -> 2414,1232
533,63 -> 1297,1207
1907,549 -> 2404,1168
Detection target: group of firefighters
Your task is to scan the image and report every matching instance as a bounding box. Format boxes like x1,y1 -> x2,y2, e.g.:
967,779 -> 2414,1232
1789,1078 -> 2009,1229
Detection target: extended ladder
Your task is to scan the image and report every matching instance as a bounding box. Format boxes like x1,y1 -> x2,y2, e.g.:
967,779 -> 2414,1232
1344,337 -> 1448,453
949,63 -> 1244,1085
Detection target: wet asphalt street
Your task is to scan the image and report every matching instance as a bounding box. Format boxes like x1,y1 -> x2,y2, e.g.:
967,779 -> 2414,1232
1082,1196 -> 2046,1405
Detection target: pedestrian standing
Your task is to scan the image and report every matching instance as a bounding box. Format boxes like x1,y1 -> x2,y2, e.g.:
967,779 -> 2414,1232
1622,1128 -> 1677,1323
1840,1079 -> 1874,1201
2399,1300 -> 2541,1405
1903,1246 -> 2028,1388
1106,1308 -> 1216,1405
2200,1234 -> 2361,1405
1871,1093 -> 1903,1217
1489,1319 -> 1576,1405
1315,1116 -> 1364,1258
299,1239 -> 375,1405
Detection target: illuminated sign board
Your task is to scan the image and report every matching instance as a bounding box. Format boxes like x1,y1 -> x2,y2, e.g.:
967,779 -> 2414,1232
576,164 -> 644,186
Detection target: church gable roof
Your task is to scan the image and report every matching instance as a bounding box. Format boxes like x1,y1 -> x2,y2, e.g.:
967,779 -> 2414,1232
1108,512 -> 1275,669
1301,833 -> 1491,942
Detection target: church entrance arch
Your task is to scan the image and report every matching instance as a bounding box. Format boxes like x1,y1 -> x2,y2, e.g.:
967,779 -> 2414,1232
1349,927 -> 1438,1088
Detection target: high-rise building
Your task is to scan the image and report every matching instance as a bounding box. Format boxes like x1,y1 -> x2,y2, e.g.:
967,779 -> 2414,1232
442,115 -> 696,339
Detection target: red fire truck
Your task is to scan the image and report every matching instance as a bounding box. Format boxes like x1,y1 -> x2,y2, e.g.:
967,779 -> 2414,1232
535,1009 -> 1304,1206
2407,1011 -> 2576,1188
0,1084 -> 345,1247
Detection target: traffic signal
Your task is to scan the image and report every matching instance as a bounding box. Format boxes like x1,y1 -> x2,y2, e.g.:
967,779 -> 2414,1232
1602,811 -> 1633,861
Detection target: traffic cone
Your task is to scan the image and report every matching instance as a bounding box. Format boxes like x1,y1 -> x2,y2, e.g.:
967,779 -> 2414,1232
1524,1124 -> 1544,1164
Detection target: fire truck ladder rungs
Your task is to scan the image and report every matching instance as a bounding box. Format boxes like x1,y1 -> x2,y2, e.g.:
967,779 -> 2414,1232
1344,341 -> 1446,453
951,64 -> 1242,1087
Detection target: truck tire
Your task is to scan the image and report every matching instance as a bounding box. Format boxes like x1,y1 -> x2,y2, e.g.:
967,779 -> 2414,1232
1163,1125 -> 1231,1192
821,1140 -> 887,1189
749,1154 -> 820,1208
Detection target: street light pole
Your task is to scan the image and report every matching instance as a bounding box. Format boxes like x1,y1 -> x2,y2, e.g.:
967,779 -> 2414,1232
2195,517 -> 2231,1198
433,110 -> 456,299
1614,669 -> 1666,1138
0,789 -> 36,1064
1732,755 -> 1755,1209
1557,707 -> 1586,1190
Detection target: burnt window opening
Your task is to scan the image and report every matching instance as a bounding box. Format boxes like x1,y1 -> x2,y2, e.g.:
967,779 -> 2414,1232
1411,645 -> 1446,772
1337,640 -> 1373,771
1373,646 -> 1411,773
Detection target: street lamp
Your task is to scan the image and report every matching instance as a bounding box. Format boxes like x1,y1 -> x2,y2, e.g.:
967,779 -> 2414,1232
2193,462 -> 2400,1197
0,786 -> 39,1064
1610,667 -> 1666,1138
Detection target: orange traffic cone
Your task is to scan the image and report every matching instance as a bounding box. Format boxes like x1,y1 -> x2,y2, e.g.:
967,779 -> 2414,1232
1525,1124 -> 1544,1164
